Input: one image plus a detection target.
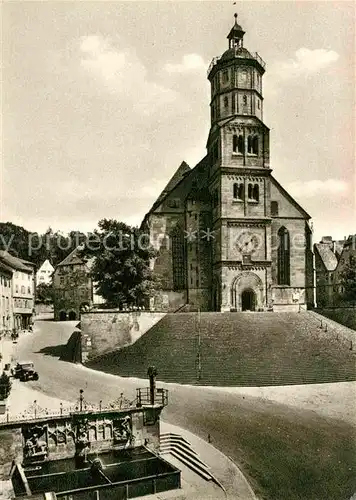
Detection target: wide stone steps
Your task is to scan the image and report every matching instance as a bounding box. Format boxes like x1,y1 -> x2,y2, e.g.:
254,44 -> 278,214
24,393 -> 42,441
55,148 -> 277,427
87,312 -> 356,386
159,433 -> 212,481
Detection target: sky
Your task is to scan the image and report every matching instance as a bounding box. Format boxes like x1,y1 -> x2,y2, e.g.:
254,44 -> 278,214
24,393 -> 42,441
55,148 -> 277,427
1,1 -> 355,243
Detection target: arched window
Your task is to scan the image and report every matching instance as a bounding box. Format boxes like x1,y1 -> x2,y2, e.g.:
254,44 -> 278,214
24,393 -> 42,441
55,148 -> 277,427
252,135 -> 259,155
277,227 -> 290,285
233,183 -> 244,200
247,135 -> 253,153
248,183 -> 253,199
238,135 -> 244,153
224,96 -> 229,109
233,135 -> 238,153
171,226 -> 186,291
253,184 -> 259,202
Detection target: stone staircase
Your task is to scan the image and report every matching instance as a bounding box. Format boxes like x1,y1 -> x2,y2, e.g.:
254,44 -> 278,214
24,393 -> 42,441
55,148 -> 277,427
87,312 -> 356,386
159,433 -> 212,481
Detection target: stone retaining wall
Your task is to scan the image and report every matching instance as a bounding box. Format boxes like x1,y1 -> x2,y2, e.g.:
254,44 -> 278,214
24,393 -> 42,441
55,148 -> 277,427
316,307 -> 356,332
80,310 -> 166,362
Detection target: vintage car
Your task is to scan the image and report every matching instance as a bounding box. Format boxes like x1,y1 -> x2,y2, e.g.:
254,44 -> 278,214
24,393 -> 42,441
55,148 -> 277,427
12,361 -> 39,382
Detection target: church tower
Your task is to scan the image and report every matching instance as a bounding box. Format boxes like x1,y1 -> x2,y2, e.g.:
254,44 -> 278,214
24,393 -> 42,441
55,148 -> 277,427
207,14 -> 272,311
144,14 -> 313,313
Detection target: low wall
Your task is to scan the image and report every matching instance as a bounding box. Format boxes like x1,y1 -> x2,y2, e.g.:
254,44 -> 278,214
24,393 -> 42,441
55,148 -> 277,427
80,310 -> 166,362
316,307 -> 356,332
0,406 -> 162,480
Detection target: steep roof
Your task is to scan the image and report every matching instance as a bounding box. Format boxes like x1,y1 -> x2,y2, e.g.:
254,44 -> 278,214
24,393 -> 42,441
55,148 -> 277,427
56,246 -> 86,267
0,251 -> 34,272
152,161 -> 191,210
314,243 -> 338,271
0,260 -> 14,275
270,175 -> 311,219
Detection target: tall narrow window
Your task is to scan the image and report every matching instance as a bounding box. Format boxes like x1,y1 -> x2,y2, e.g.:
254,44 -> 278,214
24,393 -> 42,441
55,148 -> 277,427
233,183 -> 238,199
248,183 -> 253,199
172,226 -> 186,290
252,135 -> 259,155
253,184 -> 259,202
233,183 -> 244,200
233,135 -> 238,153
271,201 -> 279,216
232,93 -> 236,113
277,227 -> 290,285
247,135 -> 253,153
224,96 -> 229,109
212,188 -> 219,208
238,135 -> 244,153
243,95 -> 247,105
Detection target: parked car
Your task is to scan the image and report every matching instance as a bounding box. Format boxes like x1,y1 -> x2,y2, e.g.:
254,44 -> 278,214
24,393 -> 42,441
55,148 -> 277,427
12,361 -> 39,382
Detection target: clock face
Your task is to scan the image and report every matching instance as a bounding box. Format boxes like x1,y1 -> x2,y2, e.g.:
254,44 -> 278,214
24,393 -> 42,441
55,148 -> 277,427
236,231 -> 259,254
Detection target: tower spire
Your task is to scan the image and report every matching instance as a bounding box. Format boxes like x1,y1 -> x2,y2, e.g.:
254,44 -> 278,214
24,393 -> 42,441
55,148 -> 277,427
227,12 -> 245,48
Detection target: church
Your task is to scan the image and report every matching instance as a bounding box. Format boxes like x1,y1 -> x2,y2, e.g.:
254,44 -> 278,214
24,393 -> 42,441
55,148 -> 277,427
142,15 -> 314,312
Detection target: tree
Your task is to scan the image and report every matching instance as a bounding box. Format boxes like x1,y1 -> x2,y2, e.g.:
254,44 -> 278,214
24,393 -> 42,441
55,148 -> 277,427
0,371 -> 11,400
339,261 -> 356,303
36,282 -> 54,304
80,219 -> 161,308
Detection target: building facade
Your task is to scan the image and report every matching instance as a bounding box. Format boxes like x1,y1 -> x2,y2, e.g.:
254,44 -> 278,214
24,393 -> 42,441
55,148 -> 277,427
53,247 -> 105,321
36,258 -> 54,285
143,16 -> 314,312
0,261 -> 13,334
332,235 -> 356,301
0,252 -> 35,331
314,235 -> 355,307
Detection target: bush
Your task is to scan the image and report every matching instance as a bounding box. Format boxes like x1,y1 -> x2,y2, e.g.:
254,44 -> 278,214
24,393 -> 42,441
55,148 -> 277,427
0,371 -> 11,400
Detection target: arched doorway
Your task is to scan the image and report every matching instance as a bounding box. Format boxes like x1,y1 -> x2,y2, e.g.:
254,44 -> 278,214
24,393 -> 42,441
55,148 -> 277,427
68,311 -> 77,321
231,272 -> 264,311
241,289 -> 256,311
59,311 -> 67,321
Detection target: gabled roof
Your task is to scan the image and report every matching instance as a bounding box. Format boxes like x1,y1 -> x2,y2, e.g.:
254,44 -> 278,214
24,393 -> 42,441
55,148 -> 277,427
152,161 -> 191,210
0,251 -> 34,272
56,246 -> 86,267
0,260 -> 14,275
37,258 -> 55,272
141,157 -> 209,227
314,243 -> 338,271
270,175 -> 311,219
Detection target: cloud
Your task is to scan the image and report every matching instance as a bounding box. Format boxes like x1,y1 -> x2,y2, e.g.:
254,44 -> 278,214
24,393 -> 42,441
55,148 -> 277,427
286,179 -> 348,198
269,48 -> 339,82
164,54 -> 207,74
79,35 -> 181,115
264,47 -> 339,96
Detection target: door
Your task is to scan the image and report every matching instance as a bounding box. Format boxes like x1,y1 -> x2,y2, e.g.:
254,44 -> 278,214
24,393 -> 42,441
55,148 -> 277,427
241,289 -> 256,311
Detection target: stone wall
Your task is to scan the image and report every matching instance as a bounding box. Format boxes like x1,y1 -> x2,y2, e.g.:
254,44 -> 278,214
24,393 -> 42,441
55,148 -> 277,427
316,307 -> 356,332
0,406 -> 163,479
80,310 -> 166,362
